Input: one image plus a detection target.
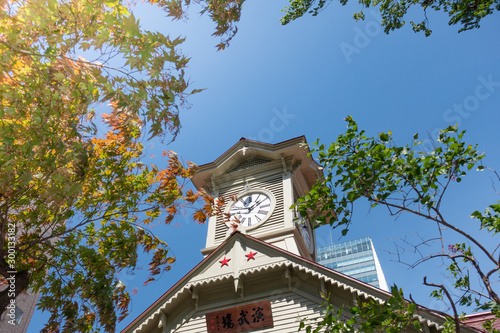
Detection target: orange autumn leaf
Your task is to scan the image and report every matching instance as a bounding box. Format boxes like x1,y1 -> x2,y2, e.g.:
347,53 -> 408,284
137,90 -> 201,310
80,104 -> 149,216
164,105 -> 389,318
185,189 -> 199,203
192,209 -> 207,223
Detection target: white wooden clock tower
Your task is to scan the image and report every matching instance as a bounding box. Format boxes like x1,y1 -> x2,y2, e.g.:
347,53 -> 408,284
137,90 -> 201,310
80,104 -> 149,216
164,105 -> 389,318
123,136 -> 458,333
191,136 -> 322,261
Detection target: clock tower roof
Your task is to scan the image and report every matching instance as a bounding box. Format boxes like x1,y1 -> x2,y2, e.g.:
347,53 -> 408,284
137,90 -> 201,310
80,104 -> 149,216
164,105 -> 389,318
191,136 -> 322,193
192,135 -> 322,260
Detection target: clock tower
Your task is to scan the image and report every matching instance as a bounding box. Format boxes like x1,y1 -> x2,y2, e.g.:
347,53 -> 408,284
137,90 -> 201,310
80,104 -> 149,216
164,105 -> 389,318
191,136 -> 322,261
124,135 -> 456,333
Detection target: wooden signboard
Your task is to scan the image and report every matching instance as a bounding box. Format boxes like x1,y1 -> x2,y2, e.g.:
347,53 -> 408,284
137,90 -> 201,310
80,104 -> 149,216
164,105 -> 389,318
205,300 -> 273,333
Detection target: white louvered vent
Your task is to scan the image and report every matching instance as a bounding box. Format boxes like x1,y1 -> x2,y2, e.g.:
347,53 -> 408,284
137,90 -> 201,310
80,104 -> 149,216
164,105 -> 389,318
227,158 -> 272,173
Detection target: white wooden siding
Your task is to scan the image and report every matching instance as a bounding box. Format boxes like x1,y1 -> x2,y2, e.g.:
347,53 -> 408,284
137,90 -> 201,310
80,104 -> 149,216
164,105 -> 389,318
174,291 -> 319,333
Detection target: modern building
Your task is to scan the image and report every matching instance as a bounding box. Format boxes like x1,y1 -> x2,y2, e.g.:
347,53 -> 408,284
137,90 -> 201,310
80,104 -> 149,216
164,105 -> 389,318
0,286 -> 40,333
122,136 -> 475,333
0,220 -> 41,332
317,237 -> 389,291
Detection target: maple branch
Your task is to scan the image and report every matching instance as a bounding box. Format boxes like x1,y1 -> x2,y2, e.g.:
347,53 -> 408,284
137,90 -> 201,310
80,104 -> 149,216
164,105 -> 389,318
0,40 -> 139,82
0,40 -> 45,57
16,202 -> 157,250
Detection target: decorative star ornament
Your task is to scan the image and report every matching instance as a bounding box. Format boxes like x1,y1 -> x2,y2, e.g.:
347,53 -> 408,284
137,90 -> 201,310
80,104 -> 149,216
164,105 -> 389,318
219,256 -> 231,267
245,251 -> 257,261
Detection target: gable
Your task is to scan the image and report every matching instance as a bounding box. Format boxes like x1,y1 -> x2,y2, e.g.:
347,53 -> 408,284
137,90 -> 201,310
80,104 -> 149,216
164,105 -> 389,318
190,136 -> 321,193
122,233 -> 457,333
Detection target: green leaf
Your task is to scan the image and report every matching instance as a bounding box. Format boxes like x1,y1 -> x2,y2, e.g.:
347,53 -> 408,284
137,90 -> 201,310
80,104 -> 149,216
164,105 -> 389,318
53,72 -> 65,81
379,133 -> 389,142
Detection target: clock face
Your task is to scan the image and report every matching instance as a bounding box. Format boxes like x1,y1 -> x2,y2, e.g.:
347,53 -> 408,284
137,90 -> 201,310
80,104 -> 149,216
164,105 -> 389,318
230,192 -> 272,227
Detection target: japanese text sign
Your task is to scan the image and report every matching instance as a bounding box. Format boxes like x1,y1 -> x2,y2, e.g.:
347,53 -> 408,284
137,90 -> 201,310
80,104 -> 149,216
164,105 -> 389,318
205,300 -> 273,332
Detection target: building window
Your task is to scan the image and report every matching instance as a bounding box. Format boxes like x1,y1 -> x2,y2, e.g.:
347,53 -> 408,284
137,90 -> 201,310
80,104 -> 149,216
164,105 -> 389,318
15,306 -> 23,325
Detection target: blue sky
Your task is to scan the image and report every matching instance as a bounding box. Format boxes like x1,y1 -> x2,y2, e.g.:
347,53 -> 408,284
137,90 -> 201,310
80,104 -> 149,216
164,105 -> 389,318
29,0 -> 500,331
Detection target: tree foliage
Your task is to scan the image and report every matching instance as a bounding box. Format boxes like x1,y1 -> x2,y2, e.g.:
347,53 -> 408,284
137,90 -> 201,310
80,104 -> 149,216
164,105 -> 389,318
300,286 -> 424,333
0,0 -> 229,331
280,0 -> 500,36
295,117 -> 500,332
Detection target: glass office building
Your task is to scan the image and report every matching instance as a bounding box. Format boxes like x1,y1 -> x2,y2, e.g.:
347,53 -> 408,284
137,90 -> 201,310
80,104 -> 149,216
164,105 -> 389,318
317,237 -> 389,291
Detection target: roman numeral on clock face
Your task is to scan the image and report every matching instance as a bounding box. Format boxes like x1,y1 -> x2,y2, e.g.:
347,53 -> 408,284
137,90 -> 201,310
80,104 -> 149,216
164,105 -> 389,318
257,210 -> 268,215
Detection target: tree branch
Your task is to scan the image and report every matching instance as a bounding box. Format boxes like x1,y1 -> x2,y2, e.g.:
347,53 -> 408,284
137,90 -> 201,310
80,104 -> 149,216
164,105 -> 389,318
423,276 -> 461,333
372,198 -> 499,267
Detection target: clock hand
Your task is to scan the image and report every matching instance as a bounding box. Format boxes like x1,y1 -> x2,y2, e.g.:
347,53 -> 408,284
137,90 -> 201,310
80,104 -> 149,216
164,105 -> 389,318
246,195 -> 260,210
232,204 -> 251,211
248,199 -> 265,212
231,206 -> 251,214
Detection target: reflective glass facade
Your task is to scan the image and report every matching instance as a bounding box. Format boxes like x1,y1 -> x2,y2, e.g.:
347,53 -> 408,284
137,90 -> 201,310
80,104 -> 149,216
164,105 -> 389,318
317,237 -> 388,291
